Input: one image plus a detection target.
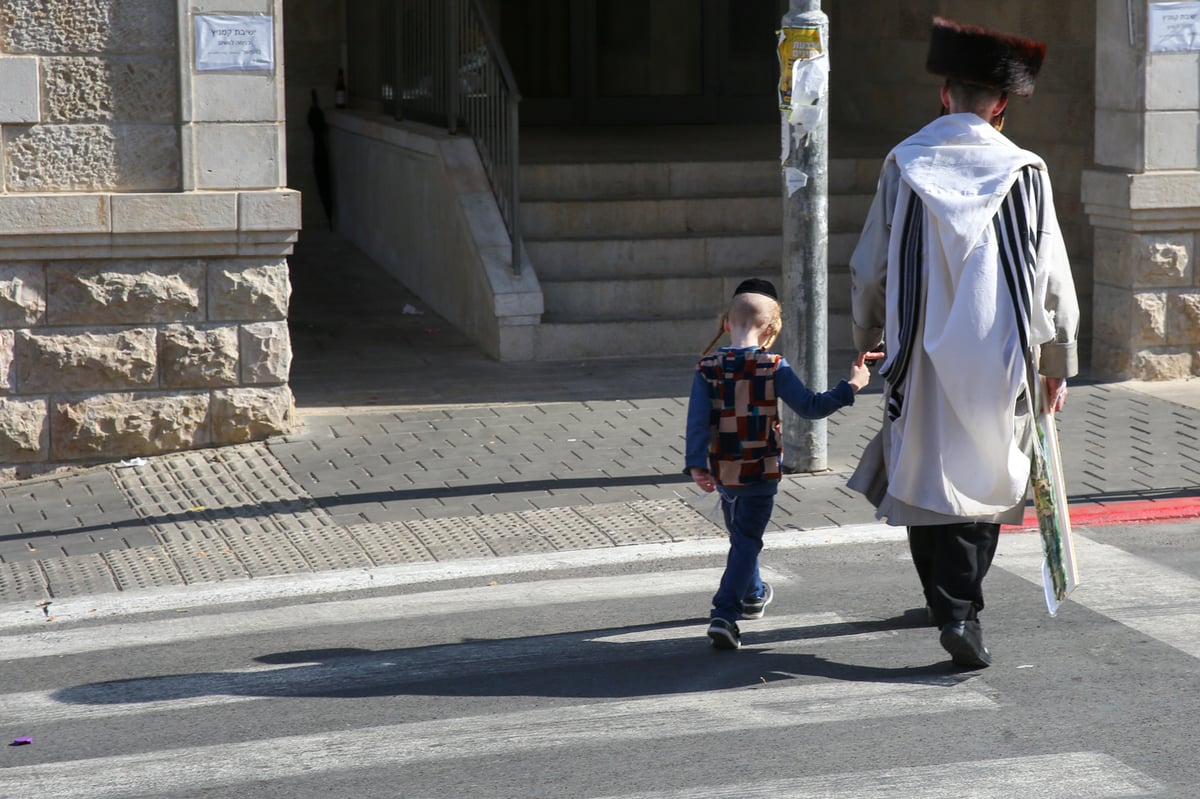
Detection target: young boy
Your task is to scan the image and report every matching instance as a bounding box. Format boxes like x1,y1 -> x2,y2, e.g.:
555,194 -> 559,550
685,279 -> 879,649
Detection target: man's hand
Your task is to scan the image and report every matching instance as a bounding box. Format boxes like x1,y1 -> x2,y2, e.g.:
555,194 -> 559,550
690,467 -> 716,493
849,351 -> 886,392
1044,377 -> 1068,413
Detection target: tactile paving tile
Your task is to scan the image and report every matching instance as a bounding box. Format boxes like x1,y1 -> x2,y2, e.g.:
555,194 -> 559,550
283,526 -> 375,572
220,528 -> 312,577
0,560 -> 48,602
574,501 -> 674,544
159,534 -> 249,584
462,512 -> 536,538
518,506 -> 615,550
485,535 -> 557,556
405,517 -> 496,560
113,444 -> 336,542
343,521 -> 437,566
627,498 -> 724,540
40,554 -> 118,596
103,546 -> 186,591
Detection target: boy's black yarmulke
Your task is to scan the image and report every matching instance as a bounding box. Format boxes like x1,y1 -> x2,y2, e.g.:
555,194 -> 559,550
733,279 -> 778,301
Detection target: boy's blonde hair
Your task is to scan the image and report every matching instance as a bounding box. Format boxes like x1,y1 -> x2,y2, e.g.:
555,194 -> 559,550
702,292 -> 783,355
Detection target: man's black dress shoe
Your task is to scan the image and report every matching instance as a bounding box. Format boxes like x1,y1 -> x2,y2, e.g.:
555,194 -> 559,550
939,619 -> 992,668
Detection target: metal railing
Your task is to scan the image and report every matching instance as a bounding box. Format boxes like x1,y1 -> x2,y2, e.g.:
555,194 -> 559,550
397,0 -> 523,275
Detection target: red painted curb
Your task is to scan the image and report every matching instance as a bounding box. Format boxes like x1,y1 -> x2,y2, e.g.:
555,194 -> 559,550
1009,496 -> 1200,531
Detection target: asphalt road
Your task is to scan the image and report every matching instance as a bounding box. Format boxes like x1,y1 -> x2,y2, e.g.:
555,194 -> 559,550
1,520 -> 1196,798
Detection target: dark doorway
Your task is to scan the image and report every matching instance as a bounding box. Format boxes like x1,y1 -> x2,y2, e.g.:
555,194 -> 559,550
500,0 -> 787,124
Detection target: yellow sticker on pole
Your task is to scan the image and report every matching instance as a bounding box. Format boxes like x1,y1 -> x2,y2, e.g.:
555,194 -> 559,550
777,26 -> 822,108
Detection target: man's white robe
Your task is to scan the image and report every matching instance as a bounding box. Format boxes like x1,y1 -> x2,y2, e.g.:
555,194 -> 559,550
848,114 -> 1079,525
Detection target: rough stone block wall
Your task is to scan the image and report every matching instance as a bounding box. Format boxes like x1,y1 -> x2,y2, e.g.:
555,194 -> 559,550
0,0 -> 181,191
0,0 -> 298,476
0,256 -> 293,471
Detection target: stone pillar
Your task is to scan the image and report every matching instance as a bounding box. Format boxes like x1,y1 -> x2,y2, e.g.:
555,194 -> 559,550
1083,0 -> 1200,379
0,0 -> 298,477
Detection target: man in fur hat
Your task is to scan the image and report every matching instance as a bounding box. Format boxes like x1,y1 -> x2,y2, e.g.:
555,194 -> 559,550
847,17 -> 1080,668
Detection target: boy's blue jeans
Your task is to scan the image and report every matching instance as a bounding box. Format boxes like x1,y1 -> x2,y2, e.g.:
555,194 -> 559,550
710,490 -> 774,622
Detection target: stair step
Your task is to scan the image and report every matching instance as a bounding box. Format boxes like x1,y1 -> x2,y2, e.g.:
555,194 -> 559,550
523,193 -> 873,239
540,273 -> 783,320
522,195 -> 783,238
526,234 -> 780,280
526,231 -> 862,281
521,157 -> 886,201
530,312 -> 858,361
521,160 -> 781,200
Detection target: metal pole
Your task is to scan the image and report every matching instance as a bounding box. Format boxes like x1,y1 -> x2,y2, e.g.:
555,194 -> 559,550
778,0 -> 828,473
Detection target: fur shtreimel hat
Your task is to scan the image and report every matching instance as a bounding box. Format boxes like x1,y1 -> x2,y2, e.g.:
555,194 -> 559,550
926,16 -> 1046,97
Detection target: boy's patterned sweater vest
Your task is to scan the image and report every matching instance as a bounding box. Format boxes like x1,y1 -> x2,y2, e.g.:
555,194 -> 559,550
697,350 -> 782,488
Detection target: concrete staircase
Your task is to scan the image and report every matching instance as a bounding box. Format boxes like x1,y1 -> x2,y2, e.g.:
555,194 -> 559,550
521,155 -> 881,364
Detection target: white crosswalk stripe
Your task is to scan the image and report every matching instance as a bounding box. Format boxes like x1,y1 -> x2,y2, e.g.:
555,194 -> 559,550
0,529 -> 1178,797
0,680 -> 998,797
587,753 -> 1160,799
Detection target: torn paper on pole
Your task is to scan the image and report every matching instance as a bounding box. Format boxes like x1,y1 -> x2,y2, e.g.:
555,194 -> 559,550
785,167 -> 809,197
788,50 -> 829,141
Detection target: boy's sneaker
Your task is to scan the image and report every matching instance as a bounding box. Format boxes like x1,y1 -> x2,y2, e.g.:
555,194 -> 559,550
741,582 -> 774,620
707,618 -> 741,650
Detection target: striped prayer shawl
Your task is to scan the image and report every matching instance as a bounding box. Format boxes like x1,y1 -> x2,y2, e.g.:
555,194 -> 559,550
880,165 -> 1044,421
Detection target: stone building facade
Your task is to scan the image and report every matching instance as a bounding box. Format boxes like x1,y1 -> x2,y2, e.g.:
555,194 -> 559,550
0,0 -> 298,476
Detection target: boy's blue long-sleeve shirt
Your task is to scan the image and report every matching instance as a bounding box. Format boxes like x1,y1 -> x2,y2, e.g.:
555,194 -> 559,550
684,348 -> 855,494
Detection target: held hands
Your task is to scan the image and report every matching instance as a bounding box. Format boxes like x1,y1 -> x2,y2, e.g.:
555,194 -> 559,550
849,351 -> 886,393
690,467 -> 716,493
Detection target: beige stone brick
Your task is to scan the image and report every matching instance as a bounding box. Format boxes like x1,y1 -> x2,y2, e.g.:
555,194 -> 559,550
0,330 -> 14,393
51,392 -> 209,460
111,193 -> 237,233
210,385 -> 293,444
1169,292 -> 1200,345
0,396 -> 47,462
1091,284 -> 1132,347
239,321 -> 290,384
192,124 -> 282,189
1,0 -> 174,55
1090,342 -> 1132,380
1133,291 -> 1168,347
17,328 -> 157,392
1094,110 -> 1144,171
1147,53 -> 1200,111
45,261 -> 203,325
1129,350 -> 1193,380
0,263 -> 45,327
238,190 -> 300,231
0,195 -> 109,235
5,124 -> 179,192
161,325 -> 239,388
0,57 -> 40,124
44,56 -> 176,124
1146,111 -> 1200,170
208,260 -> 290,320
190,73 -> 281,123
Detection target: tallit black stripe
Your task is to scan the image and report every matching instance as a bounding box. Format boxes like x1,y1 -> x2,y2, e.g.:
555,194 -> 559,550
995,165 -> 1041,360
878,190 -> 924,400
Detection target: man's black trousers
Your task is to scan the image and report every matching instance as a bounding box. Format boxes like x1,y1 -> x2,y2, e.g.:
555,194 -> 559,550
907,522 -> 1000,627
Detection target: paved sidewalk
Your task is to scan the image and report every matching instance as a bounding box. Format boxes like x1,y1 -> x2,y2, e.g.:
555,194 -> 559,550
1,231 -> 1197,605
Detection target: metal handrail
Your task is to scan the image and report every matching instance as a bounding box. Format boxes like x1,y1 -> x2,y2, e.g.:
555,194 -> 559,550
396,0 -> 523,276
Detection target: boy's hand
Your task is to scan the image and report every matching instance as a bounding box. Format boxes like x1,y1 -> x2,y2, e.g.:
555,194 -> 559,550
690,467 -> 716,493
849,352 -> 885,392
